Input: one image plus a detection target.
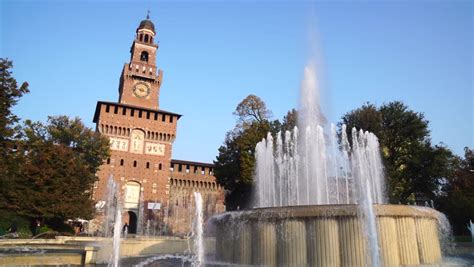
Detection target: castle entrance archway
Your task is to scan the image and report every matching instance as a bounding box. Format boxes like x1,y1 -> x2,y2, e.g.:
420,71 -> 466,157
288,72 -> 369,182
124,181 -> 141,234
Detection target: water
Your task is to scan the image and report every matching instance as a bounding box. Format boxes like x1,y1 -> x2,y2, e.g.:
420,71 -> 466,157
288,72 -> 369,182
468,220 -> 474,243
111,200 -> 122,267
104,175 -> 122,267
438,212 -> 456,255
105,175 -> 118,237
254,64 -> 386,266
146,219 -> 151,236
193,192 -> 205,266
133,255 -> 194,267
130,193 -> 205,267
254,65 -> 385,208
138,193 -> 145,235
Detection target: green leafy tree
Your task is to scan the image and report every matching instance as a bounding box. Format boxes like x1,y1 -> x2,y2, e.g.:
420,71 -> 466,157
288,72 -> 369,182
215,123 -> 271,210
281,108 -> 298,133
215,95 -> 273,210
340,101 -> 455,203
46,116 -> 110,174
339,103 -> 382,136
0,59 -> 29,211
2,116 -> 110,225
0,59 -> 109,231
0,59 -> 29,140
215,96 -> 299,210
437,147 -> 474,235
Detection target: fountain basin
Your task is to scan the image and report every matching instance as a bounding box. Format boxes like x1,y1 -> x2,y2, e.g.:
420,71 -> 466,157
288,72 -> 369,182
213,204 -> 442,267
0,236 -> 216,265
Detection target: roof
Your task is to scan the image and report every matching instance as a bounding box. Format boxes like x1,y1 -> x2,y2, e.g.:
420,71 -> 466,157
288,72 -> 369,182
138,19 -> 155,33
93,101 -> 182,123
171,159 -> 215,168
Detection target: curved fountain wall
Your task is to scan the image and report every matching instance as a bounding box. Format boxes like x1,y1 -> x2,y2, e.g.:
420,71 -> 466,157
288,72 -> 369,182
214,204 -> 442,267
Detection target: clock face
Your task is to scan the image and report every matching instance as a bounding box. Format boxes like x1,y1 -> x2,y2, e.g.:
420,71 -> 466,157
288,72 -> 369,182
133,82 -> 150,98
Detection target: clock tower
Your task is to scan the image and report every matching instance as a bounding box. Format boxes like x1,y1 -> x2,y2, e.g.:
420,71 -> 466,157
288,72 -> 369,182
118,13 -> 163,109
91,13 -> 225,236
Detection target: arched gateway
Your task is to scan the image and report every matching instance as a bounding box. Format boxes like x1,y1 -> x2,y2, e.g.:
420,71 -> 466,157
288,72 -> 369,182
124,181 -> 140,234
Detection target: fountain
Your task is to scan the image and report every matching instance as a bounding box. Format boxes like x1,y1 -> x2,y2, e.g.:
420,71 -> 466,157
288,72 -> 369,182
111,200 -> 122,267
212,65 -> 444,266
468,220 -> 474,243
105,175 -> 122,267
129,192 -> 205,267
193,192 -> 205,266
137,193 -> 145,235
105,175 -> 118,237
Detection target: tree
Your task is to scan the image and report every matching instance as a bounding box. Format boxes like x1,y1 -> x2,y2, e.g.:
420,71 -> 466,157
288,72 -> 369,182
215,95 -> 273,210
233,94 -> 272,129
46,116 -> 109,174
214,123 -> 271,210
340,101 -> 455,203
2,116 -> 110,224
281,108 -> 298,133
0,59 -> 29,210
0,59 -> 109,232
339,103 -> 381,137
437,147 -> 474,235
215,95 -> 301,209
0,58 -> 29,140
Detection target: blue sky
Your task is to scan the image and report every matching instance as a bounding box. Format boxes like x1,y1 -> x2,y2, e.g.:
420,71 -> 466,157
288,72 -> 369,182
1,0 -> 472,162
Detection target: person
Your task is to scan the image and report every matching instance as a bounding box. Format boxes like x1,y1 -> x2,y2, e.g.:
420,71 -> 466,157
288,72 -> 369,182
74,222 -> 81,235
6,221 -> 18,238
122,222 -> 129,237
30,219 -> 40,237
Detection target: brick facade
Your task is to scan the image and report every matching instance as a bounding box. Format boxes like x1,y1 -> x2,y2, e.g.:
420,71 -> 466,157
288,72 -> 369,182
91,16 -> 225,235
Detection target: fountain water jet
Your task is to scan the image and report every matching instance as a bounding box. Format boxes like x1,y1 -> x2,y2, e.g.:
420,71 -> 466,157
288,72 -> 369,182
111,200 -> 122,267
193,192 -> 205,266
104,175 -> 117,237
130,193 -> 204,267
104,175 -> 122,267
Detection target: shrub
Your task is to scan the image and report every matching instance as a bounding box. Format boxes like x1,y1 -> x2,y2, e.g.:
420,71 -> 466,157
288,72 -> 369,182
0,209 -> 30,237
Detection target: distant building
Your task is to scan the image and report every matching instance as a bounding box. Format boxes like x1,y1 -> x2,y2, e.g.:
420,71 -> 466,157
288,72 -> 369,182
91,14 -> 225,235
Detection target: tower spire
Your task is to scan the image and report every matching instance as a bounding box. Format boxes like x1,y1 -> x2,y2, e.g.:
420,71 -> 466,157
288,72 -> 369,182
146,10 -> 150,20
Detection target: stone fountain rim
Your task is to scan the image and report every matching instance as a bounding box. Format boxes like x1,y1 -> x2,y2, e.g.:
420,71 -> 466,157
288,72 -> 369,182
212,204 -> 440,223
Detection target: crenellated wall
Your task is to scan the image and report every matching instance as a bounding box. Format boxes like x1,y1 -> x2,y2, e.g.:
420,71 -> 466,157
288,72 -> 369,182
167,160 -> 226,235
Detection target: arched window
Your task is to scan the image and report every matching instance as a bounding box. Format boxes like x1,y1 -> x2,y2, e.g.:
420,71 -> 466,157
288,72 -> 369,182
133,160 -> 137,167
146,162 -> 150,169
120,159 -> 124,166
139,34 -> 143,41
144,34 -> 149,43
140,51 -> 149,62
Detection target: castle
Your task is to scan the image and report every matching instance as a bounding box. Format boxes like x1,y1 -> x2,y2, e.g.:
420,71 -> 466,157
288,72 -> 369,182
91,14 -> 225,235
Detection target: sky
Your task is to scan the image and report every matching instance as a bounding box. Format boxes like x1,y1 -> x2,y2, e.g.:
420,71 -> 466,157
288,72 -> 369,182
1,0 -> 472,163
